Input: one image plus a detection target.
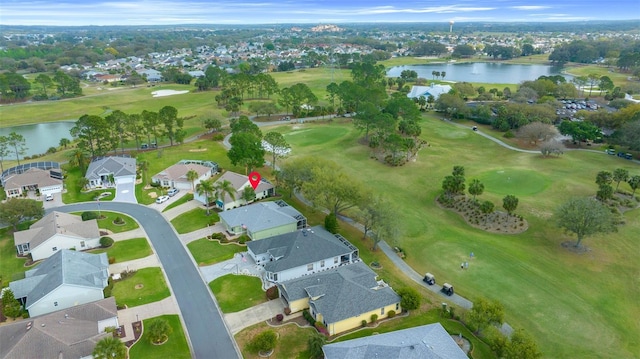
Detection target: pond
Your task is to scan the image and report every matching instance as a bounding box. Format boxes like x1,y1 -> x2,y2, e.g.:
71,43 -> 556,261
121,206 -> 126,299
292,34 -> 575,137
387,62 -> 569,84
0,121 -> 76,158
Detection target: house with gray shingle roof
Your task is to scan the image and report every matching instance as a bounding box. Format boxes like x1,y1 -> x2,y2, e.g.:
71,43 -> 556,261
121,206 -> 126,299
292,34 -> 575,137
247,225 -> 358,283
407,83 -> 452,101
13,211 -> 101,261
3,167 -> 63,199
0,297 -> 117,359
322,322 -> 468,359
193,170 -> 274,210
9,250 -> 109,317
219,200 -> 306,240
85,156 -> 136,189
277,261 -> 401,335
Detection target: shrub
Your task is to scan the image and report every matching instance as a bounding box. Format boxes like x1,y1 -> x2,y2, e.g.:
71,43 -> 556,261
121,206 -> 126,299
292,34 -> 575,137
238,234 -> 250,244
370,314 -> 378,323
100,237 -> 114,248
211,133 -> 225,141
275,314 -> 283,322
266,286 -> 279,300
387,310 -> 396,318
147,318 -> 173,344
284,307 -> 291,315
248,330 -> 277,353
82,211 -> 99,221
303,309 -> 316,326
47,147 -> 57,154
210,232 -> 226,240
361,319 -> 367,328
314,322 -> 329,335
503,130 -> 515,138
113,216 -> 125,225
397,287 -> 421,311
108,256 -> 116,264
324,214 -> 339,234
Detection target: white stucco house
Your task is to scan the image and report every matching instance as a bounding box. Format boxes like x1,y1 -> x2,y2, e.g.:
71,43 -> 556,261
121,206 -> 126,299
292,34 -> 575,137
152,162 -> 213,191
193,171 -> 274,210
407,83 -> 452,100
246,225 -> 359,283
14,211 -> 101,261
219,200 -> 306,240
2,167 -> 63,199
0,297 -> 117,359
85,156 -> 136,189
9,250 -> 110,318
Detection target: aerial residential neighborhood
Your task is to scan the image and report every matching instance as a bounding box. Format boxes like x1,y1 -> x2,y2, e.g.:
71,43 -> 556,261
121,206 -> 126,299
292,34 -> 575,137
0,6 -> 639,359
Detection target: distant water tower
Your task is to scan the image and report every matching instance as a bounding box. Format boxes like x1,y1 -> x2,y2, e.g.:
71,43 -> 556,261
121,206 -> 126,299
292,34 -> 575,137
449,20 -> 454,33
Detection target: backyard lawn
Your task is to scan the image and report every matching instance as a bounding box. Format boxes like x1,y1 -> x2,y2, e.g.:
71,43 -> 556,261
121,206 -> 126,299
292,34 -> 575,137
208,274 -> 266,313
187,239 -> 244,266
90,238 -> 152,263
267,116 -> 640,359
128,315 -> 191,359
0,224 -> 31,285
170,208 -> 220,234
111,267 -> 171,308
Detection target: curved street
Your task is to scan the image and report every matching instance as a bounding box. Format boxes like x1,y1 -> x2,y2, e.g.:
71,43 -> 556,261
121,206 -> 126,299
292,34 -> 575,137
53,202 -> 241,359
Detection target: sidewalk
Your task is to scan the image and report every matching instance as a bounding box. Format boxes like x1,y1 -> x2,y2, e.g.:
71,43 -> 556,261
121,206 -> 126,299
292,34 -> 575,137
224,299 -> 285,334
162,197 -> 203,221
117,296 -> 181,342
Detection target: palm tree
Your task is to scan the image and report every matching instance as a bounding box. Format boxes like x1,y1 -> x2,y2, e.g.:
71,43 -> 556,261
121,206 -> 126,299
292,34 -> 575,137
441,71 -> 446,81
138,160 -> 149,184
196,179 -> 216,215
147,318 -> 173,344
214,179 -> 237,209
186,169 -> 199,193
59,138 -> 71,149
92,336 -> 126,359
67,148 -> 90,172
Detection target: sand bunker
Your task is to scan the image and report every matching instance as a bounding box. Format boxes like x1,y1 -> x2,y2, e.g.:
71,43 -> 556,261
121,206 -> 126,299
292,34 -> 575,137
152,89 -> 189,97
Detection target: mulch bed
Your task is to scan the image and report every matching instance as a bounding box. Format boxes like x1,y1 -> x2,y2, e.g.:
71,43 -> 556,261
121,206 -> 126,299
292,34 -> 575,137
125,321 -> 143,347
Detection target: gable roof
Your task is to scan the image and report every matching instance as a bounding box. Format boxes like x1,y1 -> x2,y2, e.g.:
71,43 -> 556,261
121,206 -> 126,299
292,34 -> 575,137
10,250 -> 109,309
153,163 -> 210,182
278,261 -> 400,324
322,323 -> 468,359
85,156 -> 136,180
0,297 -> 117,359
219,201 -> 303,233
215,171 -> 274,202
3,168 -> 62,190
13,211 -> 100,248
247,226 -> 356,273
407,84 -> 452,99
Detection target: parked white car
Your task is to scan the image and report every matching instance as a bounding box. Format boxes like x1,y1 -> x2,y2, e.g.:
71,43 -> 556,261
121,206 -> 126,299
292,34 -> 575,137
44,194 -> 54,201
156,195 -> 170,204
167,188 -> 179,197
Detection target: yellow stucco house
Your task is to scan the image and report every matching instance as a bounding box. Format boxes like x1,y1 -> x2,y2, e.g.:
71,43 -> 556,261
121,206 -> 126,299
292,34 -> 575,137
277,261 -> 401,336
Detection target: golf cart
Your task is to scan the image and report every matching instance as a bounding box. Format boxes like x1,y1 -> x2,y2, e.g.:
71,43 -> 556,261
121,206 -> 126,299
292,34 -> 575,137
441,283 -> 454,296
423,273 -> 435,285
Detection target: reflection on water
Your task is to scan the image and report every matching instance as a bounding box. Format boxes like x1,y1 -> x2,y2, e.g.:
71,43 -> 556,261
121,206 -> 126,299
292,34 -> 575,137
0,121 -> 76,158
387,62 -> 568,84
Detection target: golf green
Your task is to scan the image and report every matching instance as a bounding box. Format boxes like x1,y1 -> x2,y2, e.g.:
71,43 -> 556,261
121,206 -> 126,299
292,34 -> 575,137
477,169 -> 551,196
282,124 -> 350,147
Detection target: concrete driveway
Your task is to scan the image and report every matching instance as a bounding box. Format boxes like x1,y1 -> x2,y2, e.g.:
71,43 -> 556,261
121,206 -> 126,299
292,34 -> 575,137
114,180 -> 137,203
53,202 -> 241,359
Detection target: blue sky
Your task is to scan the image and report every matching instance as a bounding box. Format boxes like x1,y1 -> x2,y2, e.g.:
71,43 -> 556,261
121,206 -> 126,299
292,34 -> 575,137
1,0 -> 638,26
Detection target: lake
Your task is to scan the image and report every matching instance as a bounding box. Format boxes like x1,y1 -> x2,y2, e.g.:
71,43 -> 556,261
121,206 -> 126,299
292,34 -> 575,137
0,121 -> 76,159
387,62 -> 569,84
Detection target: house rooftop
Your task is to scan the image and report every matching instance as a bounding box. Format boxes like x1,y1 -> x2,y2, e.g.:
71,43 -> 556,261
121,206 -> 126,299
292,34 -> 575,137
153,163 -> 210,182
10,250 -> 109,309
278,261 -> 399,324
219,201 -> 304,234
322,322 -> 468,359
0,297 -> 116,359
247,225 -> 356,273
13,211 -> 100,248
3,167 -> 62,190
85,156 -> 136,180
215,171 -> 274,202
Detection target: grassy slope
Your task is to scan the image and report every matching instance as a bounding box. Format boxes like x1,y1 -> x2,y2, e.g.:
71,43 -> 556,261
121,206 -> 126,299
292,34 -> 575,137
272,117 -> 639,359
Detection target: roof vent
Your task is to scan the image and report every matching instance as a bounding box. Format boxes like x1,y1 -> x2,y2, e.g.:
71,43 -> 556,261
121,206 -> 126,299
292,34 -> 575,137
41,323 -> 46,327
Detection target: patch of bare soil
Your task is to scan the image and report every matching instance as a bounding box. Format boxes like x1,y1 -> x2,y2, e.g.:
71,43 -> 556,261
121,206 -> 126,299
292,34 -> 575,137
437,196 -> 529,234
561,241 -> 591,253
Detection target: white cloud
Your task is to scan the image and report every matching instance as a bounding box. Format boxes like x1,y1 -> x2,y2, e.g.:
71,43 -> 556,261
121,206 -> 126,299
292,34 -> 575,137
510,5 -> 552,10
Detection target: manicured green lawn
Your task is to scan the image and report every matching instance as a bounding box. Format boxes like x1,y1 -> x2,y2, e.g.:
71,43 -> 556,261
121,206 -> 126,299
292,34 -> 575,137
208,274 -> 266,313
274,116 -> 640,359
163,193 -> 194,212
0,225 -> 31,285
69,211 -> 139,233
170,208 -> 219,234
187,239 -> 244,266
129,315 -> 191,359
235,322 -> 317,359
90,238 -> 152,263
111,267 -> 171,308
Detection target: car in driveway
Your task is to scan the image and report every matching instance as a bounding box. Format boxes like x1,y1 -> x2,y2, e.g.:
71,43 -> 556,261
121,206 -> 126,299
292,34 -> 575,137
156,195 -> 170,204
44,194 -> 54,201
605,149 -> 616,155
167,188 -> 179,197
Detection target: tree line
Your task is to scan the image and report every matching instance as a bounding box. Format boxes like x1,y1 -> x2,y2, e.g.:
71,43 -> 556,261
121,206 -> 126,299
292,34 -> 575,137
0,70 -> 82,103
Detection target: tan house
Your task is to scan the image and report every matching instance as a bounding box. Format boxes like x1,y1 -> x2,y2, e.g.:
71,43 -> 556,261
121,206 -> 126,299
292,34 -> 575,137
194,171 -> 274,210
3,167 -> 63,199
277,261 -> 401,336
152,163 -> 212,190
0,297 -> 118,359
14,211 -> 101,261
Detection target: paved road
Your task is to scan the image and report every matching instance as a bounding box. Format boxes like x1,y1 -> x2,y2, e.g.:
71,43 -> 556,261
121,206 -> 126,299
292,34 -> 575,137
52,202 -> 241,359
